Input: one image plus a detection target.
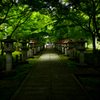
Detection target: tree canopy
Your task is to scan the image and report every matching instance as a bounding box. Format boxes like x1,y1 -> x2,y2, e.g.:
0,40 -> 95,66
0,0 -> 100,51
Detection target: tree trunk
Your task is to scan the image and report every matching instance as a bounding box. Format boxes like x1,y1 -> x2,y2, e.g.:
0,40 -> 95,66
1,42 -> 4,55
0,42 -> 1,50
92,34 -> 96,54
15,30 -> 19,51
15,42 -> 19,51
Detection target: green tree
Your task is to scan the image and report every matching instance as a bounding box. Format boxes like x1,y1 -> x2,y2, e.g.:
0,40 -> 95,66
63,0 -> 100,52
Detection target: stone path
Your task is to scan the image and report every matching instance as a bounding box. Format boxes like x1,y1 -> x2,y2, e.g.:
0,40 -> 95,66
10,46 -> 99,100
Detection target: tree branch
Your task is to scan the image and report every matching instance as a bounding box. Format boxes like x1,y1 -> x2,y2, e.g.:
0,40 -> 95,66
10,12 -> 32,38
7,7 -> 30,19
0,3 -> 13,25
88,15 -> 93,33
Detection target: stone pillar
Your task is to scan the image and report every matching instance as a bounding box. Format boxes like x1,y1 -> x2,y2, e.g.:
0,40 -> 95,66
65,47 -> 67,56
68,41 -> 75,60
37,46 -> 39,52
38,46 -> 40,52
53,43 -> 55,48
58,43 -> 61,52
34,47 -> 36,55
29,43 -> 34,58
42,45 -> 44,50
62,46 -> 64,54
64,43 -> 67,56
36,46 -> 38,53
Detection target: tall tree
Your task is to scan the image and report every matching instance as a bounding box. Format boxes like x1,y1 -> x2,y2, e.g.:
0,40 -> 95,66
65,0 -> 100,52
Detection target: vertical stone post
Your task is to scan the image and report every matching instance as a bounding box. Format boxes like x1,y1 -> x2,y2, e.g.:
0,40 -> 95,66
64,43 -> 68,56
68,41 -> 75,60
41,45 -> 42,50
62,43 -> 64,54
29,42 -> 34,58
53,43 -> 55,48
38,46 -> 40,52
58,43 -> 61,52
34,46 -> 37,55
74,42 -> 78,57
36,46 -> 38,53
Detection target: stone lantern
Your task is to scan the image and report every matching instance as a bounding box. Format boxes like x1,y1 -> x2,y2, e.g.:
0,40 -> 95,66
68,40 -> 75,60
29,42 -> 34,58
20,41 -> 28,63
77,39 -> 87,67
1,36 -> 16,76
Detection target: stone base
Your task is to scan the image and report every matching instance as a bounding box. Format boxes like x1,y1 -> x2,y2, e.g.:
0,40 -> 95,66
68,57 -> 75,60
77,63 -> 87,68
1,70 -> 16,77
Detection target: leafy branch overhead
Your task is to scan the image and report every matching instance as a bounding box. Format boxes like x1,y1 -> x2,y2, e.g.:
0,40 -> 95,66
0,0 -> 100,52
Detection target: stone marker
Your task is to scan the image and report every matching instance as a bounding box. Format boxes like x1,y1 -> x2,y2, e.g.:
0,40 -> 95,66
74,42 -> 78,57
64,43 -> 68,56
62,43 -> 64,54
68,40 -> 75,60
28,42 -> 34,58
34,46 -> 37,55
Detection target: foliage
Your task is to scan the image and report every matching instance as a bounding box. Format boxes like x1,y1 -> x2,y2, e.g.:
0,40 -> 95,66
0,0 -> 100,48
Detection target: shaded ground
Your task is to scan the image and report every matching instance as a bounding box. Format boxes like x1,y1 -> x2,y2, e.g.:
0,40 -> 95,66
10,46 -> 99,100
0,46 -> 100,100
